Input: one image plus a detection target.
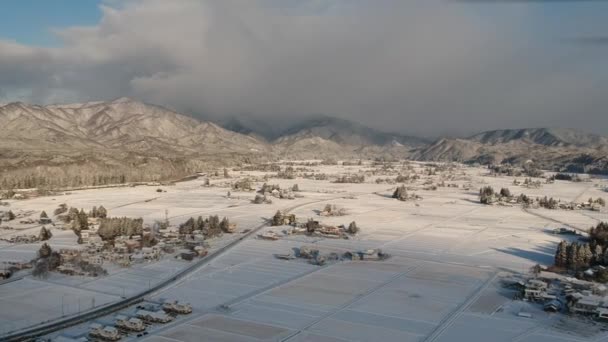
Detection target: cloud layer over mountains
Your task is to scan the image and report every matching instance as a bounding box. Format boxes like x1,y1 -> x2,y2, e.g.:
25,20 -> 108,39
0,0 -> 607,137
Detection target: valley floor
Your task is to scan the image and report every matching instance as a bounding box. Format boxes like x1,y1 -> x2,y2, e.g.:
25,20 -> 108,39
1,161 -> 608,341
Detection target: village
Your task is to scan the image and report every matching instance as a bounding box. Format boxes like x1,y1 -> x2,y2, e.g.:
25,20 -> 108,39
0,159 -> 607,341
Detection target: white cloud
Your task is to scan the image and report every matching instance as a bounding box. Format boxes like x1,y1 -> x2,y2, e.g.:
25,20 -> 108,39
0,0 -> 606,136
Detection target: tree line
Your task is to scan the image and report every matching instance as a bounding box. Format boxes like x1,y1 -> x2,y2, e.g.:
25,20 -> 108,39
179,215 -> 231,238
554,222 -> 608,281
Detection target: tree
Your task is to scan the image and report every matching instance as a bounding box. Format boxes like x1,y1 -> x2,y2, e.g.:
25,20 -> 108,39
272,211 -> 284,226
6,210 -> 15,221
566,242 -> 577,270
479,186 -> 495,204
220,217 -> 231,233
393,185 -> 408,201
54,203 -> 68,216
179,217 -> 195,235
555,241 -> 568,268
40,211 -> 48,219
32,259 -> 50,279
292,184 -> 300,192
48,251 -> 61,270
38,243 -> 52,259
499,188 -> 511,198
593,244 -> 604,265
306,219 -> 319,233
347,221 -> 359,235
97,205 -> 107,219
530,264 -> 542,277
39,227 -> 52,241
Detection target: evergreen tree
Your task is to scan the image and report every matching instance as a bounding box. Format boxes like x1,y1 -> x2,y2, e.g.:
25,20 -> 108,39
220,217 -> 230,233
38,243 -> 52,259
499,188 -> 511,198
7,210 -> 15,221
39,226 -> 52,241
593,245 -> 604,265
40,211 -> 48,219
566,242 -> 576,270
347,221 -> 359,234
555,241 -> 568,267
581,244 -> 593,268
272,211 -> 284,226
97,206 -> 107,219
393,185 -> 408,201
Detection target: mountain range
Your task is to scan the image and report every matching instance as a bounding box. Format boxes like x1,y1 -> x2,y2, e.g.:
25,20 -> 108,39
1,98 -> 607,175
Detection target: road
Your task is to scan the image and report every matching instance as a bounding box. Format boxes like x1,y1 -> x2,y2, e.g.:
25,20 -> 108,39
0,195 -> 342,342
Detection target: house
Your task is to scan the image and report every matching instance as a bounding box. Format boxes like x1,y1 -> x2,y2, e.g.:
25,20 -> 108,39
570,295 -> 604,315
136,309 -> 173,323
85,254 -> 103,265
522,279 -> 548,301
544,299 -> 562,312
80,230 -> 91,243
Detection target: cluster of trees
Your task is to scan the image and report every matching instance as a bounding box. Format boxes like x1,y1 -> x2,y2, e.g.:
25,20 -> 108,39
321,204 -> 347,216
342,160 -> 363,166
252,194 -> 272,204
60,208 -> 90,238
2,210 -> 15,221
513,178 -> 542,188
554,241 -> 595,271
478,186 -> 533,206
522,162 -> 544,178
57,205 -> 108,241
32,243 -> 61,278
258,183 -> 281,194
333,174 -> 365,184
488,163 -> 543,178
277,166 -> 296,179
54,204 -> 68,216
272,211 -> 297,226
0,157 -> 206,190
551,173 -> 582,182
479,186 -> 498,204
554,223 -> 608,280
538,196 -> 559,209
178,215 -> 230,238
232,178 -> 254,191
395,174 -> 419,183
97,217 -> 144,241
589,197 -> 606,206
89,206 -> 108,218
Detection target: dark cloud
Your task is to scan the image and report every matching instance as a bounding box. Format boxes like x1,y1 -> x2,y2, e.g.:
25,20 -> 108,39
0,0 -> 607,137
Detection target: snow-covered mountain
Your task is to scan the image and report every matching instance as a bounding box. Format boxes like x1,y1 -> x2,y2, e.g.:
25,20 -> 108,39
0,98 -> 269,155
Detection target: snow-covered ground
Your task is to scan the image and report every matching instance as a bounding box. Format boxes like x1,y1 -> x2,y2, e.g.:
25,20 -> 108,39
2,161 -> 608,341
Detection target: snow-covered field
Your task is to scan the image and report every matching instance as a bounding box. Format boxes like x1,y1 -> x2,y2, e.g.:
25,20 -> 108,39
1,161 -> 608,341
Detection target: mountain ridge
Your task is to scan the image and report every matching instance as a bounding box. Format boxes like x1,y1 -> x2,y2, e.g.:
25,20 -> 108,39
2,98 -> 607,174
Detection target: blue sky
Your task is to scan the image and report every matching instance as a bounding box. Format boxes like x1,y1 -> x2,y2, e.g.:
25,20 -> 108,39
0,0 -> 101,46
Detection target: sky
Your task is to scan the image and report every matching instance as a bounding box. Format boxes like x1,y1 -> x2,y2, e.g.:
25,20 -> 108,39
0,0 -> 607,137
